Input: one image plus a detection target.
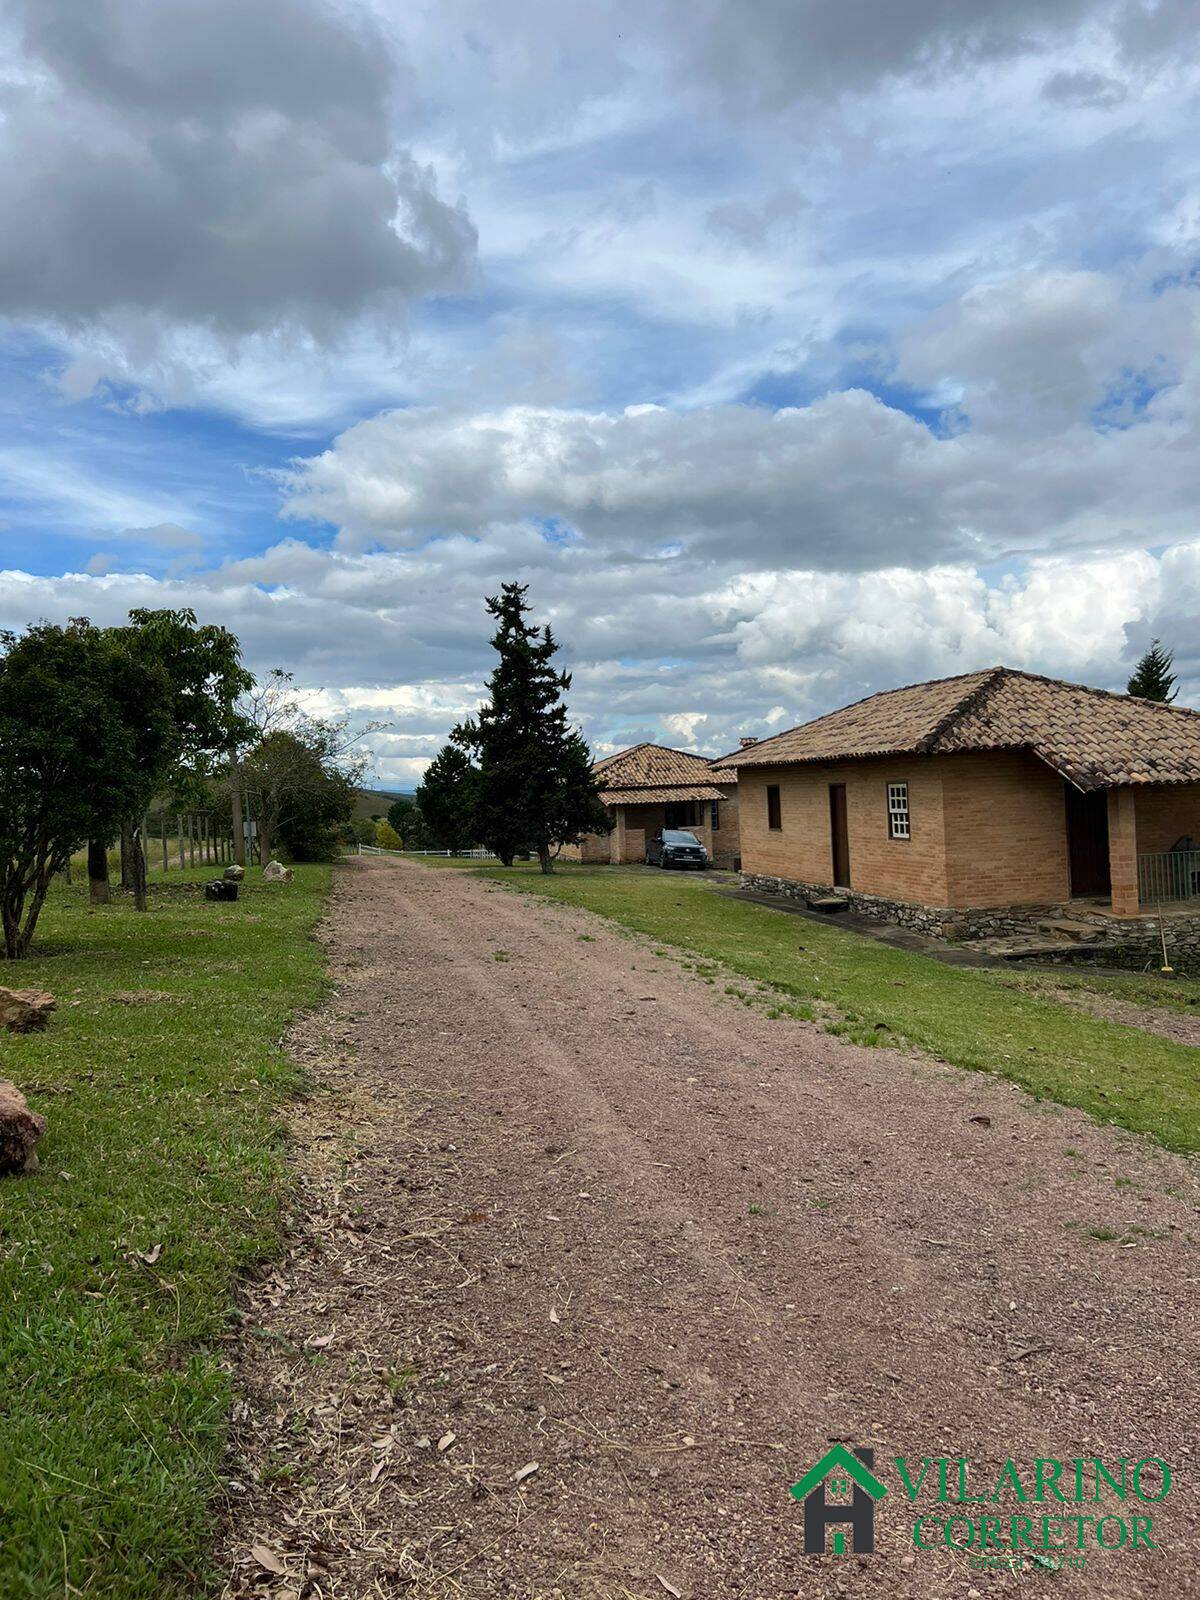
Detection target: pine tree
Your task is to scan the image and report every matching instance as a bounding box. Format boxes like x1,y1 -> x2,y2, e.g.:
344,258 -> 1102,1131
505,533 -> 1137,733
453,583 -> 610,873
1127,640 -> 1178,702
417,743 -> 479,852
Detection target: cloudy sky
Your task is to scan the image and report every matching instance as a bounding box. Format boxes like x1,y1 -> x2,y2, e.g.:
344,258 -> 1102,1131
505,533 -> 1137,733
3,0 -> 1200,785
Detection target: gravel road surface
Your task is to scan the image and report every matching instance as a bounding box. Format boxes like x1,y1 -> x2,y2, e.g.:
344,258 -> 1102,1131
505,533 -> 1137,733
220,859 -> 1198,1600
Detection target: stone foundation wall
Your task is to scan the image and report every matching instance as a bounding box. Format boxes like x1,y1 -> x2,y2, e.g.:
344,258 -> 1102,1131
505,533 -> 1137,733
740,872 -> 1200,970
739,873 -> 1046,938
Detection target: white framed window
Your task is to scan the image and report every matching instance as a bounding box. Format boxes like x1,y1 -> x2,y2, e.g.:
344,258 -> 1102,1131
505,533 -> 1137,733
887,782 -> 910,840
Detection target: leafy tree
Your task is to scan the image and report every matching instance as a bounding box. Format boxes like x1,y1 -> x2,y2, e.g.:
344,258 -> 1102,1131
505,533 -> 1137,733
1128,639 -> 1178,702
351,817 -> 378,846
452,583 -> 609,872
277,758 -> 357,861
124,608 -> 253,781
417,744 -> 478,852
0,621 -> 173,957
236,672 -> 383,865
242,723 -> 364,864
375,819 -> 402,850
387,796 -> 430,849
92,608 -> 254,906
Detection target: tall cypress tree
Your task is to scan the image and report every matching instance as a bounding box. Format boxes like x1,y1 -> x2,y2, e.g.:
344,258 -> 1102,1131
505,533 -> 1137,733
453,583 -> 609,873
1127,639 -> 1178,702
416,743 -> 479,852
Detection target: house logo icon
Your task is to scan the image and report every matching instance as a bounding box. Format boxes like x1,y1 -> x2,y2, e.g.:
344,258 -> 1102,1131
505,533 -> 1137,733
790,1445 -> 888,1555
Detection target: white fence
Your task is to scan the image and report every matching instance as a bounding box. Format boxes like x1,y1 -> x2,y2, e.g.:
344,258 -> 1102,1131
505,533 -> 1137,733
354,843 -> 498,860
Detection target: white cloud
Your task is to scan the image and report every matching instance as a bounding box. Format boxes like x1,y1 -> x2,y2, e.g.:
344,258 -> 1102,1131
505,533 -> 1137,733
280,309 -> 1200,570
6,0 -> 1200,770
0,0 -> 475,399
896,270 -> 1191,434
4,531 -> 1200,784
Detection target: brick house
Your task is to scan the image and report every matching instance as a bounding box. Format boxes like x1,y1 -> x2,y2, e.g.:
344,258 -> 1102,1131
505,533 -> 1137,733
730,667 -> 1200,932
561,743 -> 741,868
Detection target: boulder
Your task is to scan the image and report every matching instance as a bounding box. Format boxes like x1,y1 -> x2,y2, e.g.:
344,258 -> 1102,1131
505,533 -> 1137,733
263,860 -> 294,884
0,986 -> 55,1033
205,879 -> 238,901
0,1080 -> 47,1175
222,863 -> 245,883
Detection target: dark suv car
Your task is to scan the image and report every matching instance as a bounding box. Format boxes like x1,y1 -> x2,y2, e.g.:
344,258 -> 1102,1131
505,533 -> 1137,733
646,829 -> 708,869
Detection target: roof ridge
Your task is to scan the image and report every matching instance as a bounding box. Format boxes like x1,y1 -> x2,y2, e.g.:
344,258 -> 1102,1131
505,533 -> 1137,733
920,665 -> 1010,752
593,740 -> 714,768
992,665 -> 1200,720
591,740 -> 651,770
732,667 -> 1000,763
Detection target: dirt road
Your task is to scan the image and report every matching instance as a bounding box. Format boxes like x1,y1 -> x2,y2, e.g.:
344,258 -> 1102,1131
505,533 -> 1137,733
221,859 -> 1198,1599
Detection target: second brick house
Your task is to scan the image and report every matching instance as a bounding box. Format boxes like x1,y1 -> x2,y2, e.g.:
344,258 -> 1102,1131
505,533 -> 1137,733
564,742 -> 741,868
728,666 -> 1200,932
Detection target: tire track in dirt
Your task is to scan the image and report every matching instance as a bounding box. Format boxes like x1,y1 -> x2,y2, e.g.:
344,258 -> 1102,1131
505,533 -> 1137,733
219,859 -> 1199,1600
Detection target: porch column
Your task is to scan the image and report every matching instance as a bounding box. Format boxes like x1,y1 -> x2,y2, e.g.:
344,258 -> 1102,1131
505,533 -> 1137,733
1107,787 -> 1139,917
610,806 -> 627,864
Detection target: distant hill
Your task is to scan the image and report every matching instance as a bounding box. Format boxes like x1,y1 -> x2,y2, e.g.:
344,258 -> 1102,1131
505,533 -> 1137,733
353,788 -> 416,821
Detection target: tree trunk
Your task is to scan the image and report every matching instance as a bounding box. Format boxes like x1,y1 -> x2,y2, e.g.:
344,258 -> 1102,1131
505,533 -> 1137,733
2,862 -> 51,958
119,820 -> 135,888
1,874 -> 23,958
259,824 -> 272,867
188,816 -> 195,867
132,819 -> 148,912
161,814 -> 169,873
229,750 -> 247,867
18,871 -> 52,957
537,843 -> 554,874
88,839 -> 110,904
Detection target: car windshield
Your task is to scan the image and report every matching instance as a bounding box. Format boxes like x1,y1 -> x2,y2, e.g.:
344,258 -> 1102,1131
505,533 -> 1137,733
662,830 -> 700,844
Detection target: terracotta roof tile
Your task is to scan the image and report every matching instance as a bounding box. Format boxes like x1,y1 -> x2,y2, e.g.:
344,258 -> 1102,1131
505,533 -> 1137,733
600,784 -> 727,805
733,667 -> 1200,790
592,743 -> 730,800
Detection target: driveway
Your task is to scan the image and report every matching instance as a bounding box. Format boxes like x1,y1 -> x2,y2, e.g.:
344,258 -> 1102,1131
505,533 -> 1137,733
221,858 -> 1198,1599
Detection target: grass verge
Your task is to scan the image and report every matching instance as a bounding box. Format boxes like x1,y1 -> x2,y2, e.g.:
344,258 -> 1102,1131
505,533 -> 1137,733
998,965 -> 1200,1014
0,864 -> 330,1600
474,862 -> 1200,1155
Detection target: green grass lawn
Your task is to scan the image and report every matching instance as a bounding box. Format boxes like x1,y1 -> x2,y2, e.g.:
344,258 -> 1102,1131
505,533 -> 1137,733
1000,964 -> 1200,1014
473,862 -> 1200,1155
0,865 -> 330,1600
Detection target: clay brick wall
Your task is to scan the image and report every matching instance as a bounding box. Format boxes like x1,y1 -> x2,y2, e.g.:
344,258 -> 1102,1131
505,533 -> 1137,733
941,750 -> 1070,906
707,785 -> 741,870
738,757 -> 951,903
740,750 -> 1072,910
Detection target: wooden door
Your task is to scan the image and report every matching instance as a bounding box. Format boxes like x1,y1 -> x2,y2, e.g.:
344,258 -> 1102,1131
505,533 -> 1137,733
829,783 -> 851,887
1065,783 -> 1110,897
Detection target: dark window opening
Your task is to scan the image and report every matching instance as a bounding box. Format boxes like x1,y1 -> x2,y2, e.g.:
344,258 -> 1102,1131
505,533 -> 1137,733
711,800 -> 721,830
767,785 -> 782,831
664,800 -> 698,829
